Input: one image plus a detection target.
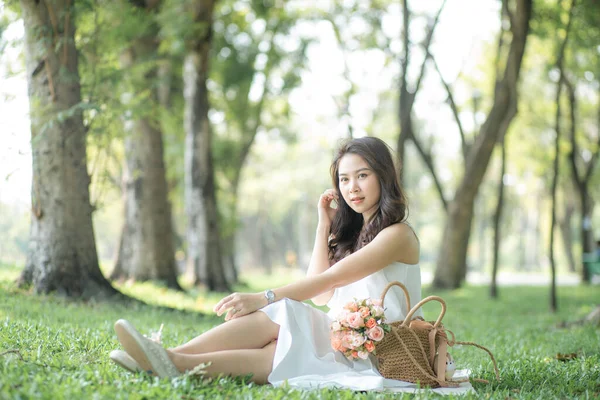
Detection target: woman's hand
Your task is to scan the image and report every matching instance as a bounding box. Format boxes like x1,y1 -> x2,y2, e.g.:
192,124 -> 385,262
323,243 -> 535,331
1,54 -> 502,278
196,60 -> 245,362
213,292 -> 266,321
318,189 -> 339,227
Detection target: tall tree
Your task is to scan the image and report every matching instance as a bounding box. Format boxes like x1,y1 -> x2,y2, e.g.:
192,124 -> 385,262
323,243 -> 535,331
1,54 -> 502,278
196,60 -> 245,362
564,0 -> 600,283
490,137 -> 506,299
183,0 -> 228,290
548,0 -> 573,311
211,1 -> 309,281
566,77 -> 600,283
17,0 -> 117,298
433,0 -> 532,289
109,0 -> 181,290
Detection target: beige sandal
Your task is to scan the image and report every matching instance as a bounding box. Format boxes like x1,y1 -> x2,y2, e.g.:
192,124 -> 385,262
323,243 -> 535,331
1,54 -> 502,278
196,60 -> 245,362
114,319 -> 181,378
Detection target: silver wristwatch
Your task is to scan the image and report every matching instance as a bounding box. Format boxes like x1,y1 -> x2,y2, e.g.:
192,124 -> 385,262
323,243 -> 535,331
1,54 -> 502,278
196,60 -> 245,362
264,289 -> 275,305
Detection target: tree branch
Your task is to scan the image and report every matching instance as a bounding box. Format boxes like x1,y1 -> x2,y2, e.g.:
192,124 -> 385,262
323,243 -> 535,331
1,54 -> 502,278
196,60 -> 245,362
0,349 -> 24,361
62,0 -> 71,66
400,0 -> 410,97
412,0 -> 447,103
584,83 -> 600,183
502,0 -> 514,34
495,1 -> 507,82
410,135 -> 448,211
430,53 -> 468,161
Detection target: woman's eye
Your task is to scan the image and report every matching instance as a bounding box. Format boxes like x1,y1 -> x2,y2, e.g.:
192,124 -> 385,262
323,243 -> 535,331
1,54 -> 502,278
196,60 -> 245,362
359,173 -> 367,179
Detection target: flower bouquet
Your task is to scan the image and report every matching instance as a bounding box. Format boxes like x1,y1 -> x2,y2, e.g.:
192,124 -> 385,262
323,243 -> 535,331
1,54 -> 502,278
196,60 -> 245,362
330,298 -> 390,360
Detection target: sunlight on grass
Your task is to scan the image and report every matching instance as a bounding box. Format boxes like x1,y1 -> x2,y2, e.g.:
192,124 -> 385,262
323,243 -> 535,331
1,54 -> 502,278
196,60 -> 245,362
238,267 -> 305,291
0,263 -> 21,283
113,267 -> 303,314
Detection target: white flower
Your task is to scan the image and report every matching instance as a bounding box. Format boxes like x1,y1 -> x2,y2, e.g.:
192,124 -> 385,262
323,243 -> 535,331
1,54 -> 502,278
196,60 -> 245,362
371,306 -> 384,317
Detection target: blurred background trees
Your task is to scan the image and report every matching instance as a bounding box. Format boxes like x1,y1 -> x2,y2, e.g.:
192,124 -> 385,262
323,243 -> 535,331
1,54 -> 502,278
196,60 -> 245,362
0,0 -> 598,303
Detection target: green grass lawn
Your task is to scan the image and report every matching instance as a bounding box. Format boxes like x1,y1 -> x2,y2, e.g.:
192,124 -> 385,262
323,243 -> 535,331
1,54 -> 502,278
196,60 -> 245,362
0,264 -> 599,399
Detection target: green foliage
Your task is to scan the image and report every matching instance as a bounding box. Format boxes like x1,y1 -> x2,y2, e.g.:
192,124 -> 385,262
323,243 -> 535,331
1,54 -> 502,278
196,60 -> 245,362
1,263 -> 599,399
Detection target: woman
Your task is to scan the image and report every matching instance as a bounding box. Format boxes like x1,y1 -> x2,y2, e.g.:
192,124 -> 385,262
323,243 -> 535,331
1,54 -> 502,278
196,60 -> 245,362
112,137 -> 423,390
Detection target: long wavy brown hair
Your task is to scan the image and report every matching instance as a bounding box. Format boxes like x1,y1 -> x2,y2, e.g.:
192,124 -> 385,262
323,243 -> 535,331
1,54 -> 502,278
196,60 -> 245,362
328,137 -> 409,263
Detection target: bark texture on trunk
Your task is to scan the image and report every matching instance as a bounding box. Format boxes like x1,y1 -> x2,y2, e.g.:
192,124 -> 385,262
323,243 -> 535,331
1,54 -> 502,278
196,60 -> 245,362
18,0 -> 117,299
565,77 -> 599,283
490,139 -> 506,299
110,5 -> 181,290
433,0 -> 532,289
184,0 -> 229,291
549,0 -> 576,312
558,199 -> 576,273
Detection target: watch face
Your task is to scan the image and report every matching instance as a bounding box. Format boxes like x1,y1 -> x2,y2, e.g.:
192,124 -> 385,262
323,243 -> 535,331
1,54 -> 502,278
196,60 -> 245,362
267,290 -> 275,302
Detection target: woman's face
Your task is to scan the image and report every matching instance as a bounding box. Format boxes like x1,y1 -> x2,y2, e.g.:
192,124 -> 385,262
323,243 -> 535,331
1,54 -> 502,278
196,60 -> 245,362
337,153 -> 381,223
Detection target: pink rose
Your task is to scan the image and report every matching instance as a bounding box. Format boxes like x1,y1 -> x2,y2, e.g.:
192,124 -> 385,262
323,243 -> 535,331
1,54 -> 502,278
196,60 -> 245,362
349,331 -> 366,348
359,307 -> 371,318
341,331 -> 353,348
331,337 -> 342,351
364,340 -> 375,352
331,321 -> 342,331
367,326 -> 384,342
352,350 -> 358,359
346,312 -> 365,329
344,302 -> 359,312
365,318 -> 377,329
357,350 -> 369,360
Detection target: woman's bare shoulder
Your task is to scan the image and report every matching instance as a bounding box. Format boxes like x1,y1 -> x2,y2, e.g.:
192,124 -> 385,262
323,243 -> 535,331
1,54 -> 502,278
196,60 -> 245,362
378,222 -> 420,263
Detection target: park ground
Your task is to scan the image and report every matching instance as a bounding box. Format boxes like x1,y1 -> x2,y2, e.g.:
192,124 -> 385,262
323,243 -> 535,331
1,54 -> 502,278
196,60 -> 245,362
0,264 -> 599,399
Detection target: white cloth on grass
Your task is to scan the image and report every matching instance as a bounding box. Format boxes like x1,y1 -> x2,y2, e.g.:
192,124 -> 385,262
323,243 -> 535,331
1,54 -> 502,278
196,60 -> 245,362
259,261 -> 474,395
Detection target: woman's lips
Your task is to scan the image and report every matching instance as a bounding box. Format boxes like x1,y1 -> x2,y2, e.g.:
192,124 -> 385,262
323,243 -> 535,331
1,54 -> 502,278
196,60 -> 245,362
351,198 -> 364,204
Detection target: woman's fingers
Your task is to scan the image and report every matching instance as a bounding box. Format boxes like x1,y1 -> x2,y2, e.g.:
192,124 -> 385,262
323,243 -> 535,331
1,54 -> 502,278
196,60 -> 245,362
225,306 -> 246,321
217,300 -> 237,317
320,189 -> 339,206
214,293 -> 236,315
324,189 -> 338,198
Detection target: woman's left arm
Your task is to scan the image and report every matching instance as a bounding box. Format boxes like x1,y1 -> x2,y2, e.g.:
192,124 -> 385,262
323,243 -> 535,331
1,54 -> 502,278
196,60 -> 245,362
214,223 -> 418,320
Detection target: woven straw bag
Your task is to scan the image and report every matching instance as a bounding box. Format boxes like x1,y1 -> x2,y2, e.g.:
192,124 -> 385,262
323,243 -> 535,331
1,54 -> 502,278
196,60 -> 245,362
375,281 -> 500,388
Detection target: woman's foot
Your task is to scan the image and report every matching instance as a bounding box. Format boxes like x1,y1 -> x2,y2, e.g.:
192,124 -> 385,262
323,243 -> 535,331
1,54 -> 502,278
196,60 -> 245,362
114,319 -> 181,378
109,349 -> 142,373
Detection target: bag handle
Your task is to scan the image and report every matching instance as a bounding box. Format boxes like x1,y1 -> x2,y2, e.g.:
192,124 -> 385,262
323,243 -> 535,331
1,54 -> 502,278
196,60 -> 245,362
379,281 -> 411,312
401,296 -> 446,329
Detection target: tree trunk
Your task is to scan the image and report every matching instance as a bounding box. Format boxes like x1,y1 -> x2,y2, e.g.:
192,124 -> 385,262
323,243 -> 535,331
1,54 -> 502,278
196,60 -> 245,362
18,0 -> 117,299
433,0 -> 532,289
548,0 -> 575,312
110,11 -> 181,290
518,205 -> 527,269
565,77 -> 599,283
580,190 -> 594,281
490,138 -> 506,299
476,196 -> 487,273
549,87 -> 560,313
184,0 -> 229,291
558,198 -> 576,273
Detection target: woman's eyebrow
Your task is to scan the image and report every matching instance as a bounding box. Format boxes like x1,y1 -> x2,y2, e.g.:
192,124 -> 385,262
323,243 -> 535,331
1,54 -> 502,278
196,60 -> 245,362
339,168 -> 371,176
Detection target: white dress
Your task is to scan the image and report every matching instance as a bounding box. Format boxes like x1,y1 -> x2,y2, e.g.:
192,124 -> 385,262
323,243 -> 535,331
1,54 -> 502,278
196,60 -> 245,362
259,261 -> 474,395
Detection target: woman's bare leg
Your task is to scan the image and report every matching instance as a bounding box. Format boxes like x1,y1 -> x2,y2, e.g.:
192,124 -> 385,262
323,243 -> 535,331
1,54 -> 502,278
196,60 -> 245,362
168,341 -> 277,384
170,311 -> 279,355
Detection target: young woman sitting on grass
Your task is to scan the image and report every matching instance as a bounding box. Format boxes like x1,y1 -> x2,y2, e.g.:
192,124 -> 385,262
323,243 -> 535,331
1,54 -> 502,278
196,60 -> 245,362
111,137 -> 425,390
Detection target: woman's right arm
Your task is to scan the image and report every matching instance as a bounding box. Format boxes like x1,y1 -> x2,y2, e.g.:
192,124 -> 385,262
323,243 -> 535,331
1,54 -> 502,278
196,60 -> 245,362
306,189 -> 338,306
306,223 -> 334,305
